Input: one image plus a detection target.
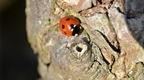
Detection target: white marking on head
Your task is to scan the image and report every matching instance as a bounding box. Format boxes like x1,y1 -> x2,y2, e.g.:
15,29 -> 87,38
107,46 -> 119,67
68,26 -> 71,30
71,29 -> 73,31
73,25 -> 76,28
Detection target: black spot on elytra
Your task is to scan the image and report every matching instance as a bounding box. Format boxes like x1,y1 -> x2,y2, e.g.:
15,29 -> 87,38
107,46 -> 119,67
62,25 -> 65,29
63,31 -> 67,35
66,18 -> 70,21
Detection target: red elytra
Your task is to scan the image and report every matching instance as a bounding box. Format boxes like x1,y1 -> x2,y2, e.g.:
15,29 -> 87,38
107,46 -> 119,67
59,16 -> 81,37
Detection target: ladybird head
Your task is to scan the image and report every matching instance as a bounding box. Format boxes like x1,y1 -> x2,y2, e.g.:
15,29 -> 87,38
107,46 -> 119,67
59,16 -> 83,37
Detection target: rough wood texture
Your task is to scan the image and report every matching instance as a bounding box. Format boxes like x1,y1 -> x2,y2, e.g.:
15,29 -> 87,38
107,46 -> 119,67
26,0 -> 144,80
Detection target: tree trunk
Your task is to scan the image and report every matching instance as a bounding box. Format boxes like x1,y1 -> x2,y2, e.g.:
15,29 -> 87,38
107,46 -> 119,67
26,0 -> 144,80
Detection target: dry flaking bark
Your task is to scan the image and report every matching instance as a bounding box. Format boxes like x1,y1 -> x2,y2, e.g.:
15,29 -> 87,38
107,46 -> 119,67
26,0 -> 144,80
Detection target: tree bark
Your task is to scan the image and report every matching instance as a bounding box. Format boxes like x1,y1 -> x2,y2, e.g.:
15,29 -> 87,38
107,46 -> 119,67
26,0 -> 144,80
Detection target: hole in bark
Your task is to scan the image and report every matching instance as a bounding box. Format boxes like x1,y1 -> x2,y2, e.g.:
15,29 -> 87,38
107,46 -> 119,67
76,46 -> 82,52
72,25 -> 81,36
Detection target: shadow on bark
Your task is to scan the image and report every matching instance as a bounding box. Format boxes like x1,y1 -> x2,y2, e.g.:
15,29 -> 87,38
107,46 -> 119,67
2,0 -> 39,80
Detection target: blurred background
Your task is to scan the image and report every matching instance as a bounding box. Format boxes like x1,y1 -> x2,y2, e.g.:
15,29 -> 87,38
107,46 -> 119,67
1,0 -> 38,80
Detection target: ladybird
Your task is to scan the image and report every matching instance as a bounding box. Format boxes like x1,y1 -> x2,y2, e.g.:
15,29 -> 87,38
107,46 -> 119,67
59,16 -> 82,37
